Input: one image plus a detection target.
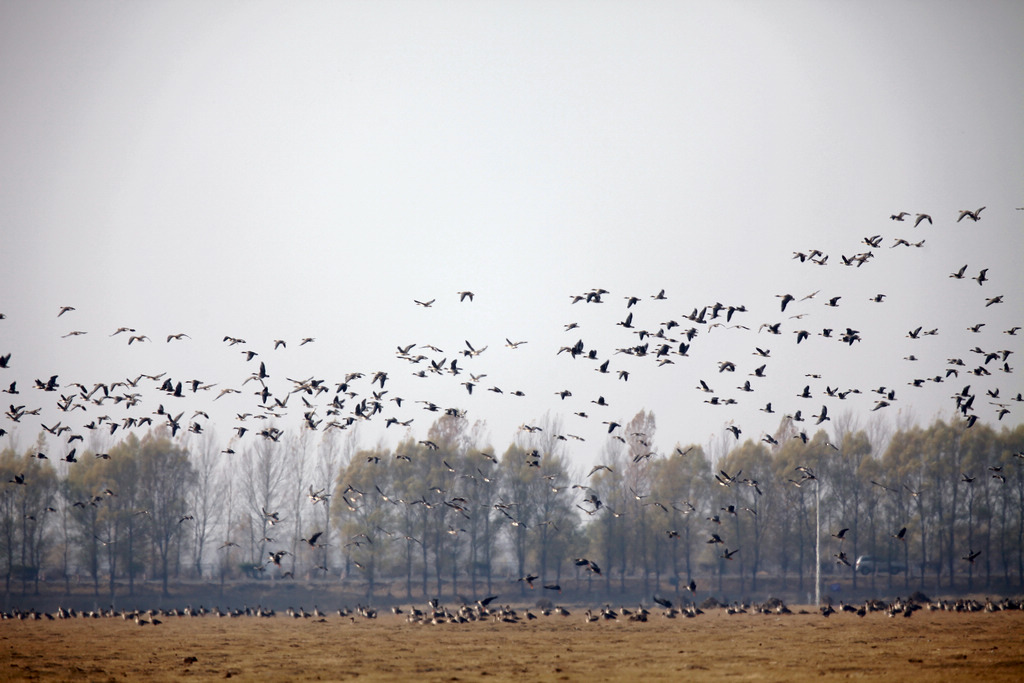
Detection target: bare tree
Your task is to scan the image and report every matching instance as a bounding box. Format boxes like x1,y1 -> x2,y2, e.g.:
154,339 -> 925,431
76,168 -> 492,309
238,429 -> 288,574
183,429 -> 224,578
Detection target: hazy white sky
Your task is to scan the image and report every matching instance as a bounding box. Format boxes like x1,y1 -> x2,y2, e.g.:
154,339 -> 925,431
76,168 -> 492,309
1,1 -> 1022,465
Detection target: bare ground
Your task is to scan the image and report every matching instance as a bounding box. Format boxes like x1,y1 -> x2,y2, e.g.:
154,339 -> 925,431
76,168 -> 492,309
1,608 -> 1022,682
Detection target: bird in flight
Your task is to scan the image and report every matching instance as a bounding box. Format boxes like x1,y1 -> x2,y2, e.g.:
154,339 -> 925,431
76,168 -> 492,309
957,207 -> 985,222
302,531 -> 325,547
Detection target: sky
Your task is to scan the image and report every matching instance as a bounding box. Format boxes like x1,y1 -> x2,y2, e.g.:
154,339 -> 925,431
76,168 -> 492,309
1,0 -> 1022,469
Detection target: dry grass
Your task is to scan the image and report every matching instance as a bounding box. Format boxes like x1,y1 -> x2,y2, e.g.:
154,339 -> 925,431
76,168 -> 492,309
1,608 -> 1023,681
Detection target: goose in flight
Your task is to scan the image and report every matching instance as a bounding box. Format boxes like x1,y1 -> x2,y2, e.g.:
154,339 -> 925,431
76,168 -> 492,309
715,469 -> 741,487
302,531 -> 325,547
457,291 -> 474,302
890,212 -> 910,221
57,306 -> 76,317
973,268 -> 988,286
957,207 -> 985,222
414,299 -> 435,307
914,213 -> 932,227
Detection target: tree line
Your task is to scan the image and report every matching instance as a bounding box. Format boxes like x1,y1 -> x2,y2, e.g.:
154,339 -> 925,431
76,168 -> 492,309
2,411 -> 1023,600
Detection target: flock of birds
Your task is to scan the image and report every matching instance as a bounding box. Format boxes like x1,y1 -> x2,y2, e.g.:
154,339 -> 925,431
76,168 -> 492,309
0,205 -> 1021,589
5,593 -> 1023,625
1,206 -> 1018,453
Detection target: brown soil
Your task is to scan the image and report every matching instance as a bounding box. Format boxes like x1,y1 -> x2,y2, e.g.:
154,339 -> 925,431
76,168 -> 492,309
1,608 -> 1022,681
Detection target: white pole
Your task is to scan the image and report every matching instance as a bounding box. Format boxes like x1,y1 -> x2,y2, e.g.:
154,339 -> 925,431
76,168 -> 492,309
815,477 -> 821,607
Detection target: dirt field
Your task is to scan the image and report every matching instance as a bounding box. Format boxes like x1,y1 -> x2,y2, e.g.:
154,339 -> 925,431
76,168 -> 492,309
1,607 -> 1022,681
